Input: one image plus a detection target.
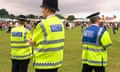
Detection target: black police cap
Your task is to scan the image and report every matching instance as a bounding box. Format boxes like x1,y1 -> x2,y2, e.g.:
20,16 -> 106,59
86,12 -> 100,19
17,15 -> 26,21
40,0 -> 59,11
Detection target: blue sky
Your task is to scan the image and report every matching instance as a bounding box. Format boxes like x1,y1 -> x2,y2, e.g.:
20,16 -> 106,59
0,0 -> 120,18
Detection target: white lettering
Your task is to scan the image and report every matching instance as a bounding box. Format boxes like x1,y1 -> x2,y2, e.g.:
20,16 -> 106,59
83,30 -> 94,38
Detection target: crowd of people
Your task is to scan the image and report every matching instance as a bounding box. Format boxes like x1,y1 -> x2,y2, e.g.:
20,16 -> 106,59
0,20 -> 39,33
65,21 -> 120,35
1,20 -> 120,35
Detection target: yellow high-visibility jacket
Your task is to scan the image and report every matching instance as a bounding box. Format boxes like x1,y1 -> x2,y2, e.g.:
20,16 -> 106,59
11,25 -> 32,60
32,15 -> 65,69
82,25 -> 112,66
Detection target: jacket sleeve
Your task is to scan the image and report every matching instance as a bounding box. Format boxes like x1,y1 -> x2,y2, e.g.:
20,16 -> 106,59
100,31 -> 112,49
26,30 -> 32,41
32,23 -> 42,43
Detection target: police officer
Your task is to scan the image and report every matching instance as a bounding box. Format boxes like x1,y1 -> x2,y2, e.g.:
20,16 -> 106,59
29,0 -> 65,72
81,12 -> 112,72
11,15 -> 32,72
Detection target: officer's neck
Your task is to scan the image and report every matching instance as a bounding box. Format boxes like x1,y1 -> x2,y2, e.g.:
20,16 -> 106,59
46,13 -> 55,19
92,22 -> 99,26
18,24 -> 24,27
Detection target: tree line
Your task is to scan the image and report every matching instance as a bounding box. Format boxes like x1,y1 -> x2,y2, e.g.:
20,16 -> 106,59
0,8 -> 75,21
0,8 -> 39,19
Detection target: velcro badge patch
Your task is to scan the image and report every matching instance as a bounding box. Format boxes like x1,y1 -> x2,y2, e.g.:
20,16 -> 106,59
50,24 -> 62,32
12,32 -> 22,37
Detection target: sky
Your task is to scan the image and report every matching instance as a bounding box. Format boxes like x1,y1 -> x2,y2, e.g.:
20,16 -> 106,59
0,0 -> 120,18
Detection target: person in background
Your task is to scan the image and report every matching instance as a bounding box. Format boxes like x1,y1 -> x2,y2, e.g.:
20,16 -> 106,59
11,15 -> 32,72
99,22 -> 107,30
0,21 -> 2,30
25,20 -> 32,30
112,23 -> 117,35
81,12 -> 112,72
6,21 -> 13,33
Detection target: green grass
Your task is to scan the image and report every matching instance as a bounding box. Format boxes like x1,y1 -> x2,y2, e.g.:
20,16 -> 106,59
0,27 -> 120,72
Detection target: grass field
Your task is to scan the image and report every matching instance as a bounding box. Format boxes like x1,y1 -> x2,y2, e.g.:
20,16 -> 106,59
0,27 -> 120,72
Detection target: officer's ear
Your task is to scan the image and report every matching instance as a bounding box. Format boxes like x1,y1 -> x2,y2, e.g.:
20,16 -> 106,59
97,18 -> 101,23
42,7 -> 49,12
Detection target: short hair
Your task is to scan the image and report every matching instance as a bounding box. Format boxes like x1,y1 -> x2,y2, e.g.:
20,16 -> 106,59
90,16 -> 100,24
48,8 -> 56,13
18,21 -> 25,25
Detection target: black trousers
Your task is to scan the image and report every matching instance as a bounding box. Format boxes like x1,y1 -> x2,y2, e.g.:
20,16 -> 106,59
35,68 -> 58,72
82,64 -> 105,72
11,59 -> 30,72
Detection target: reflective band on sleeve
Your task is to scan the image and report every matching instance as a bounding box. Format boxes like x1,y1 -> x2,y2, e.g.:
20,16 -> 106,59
103,44 -> 112,48
12,53 -> 32,58
83,47 -> 105,52
34,46 -> 64,52
82,59 -> 107,64
34,61 -> 62,66
11,45 -> 30,48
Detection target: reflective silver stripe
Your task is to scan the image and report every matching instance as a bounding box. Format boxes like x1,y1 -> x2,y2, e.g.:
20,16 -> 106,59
83,42 -> 99,46
35,46 -> 64,52
103,44 -> 112,48
83,47 -> 105,52
96,28 -> 104,45
11,41 -> 28,43
37,39 -> 64,45
39,23 -> 48,44
11,45 -> 30,48
34,61 -> 62,66
12,53 -> 32,58
82,59 -> 107,64
24,28 -> 28,42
